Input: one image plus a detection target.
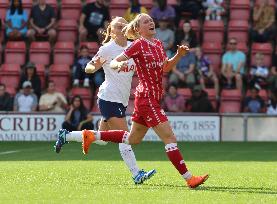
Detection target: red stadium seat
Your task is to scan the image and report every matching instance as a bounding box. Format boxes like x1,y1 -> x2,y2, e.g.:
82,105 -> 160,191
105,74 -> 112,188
5,87 -> 16,96
0,19 -> 4,43
177,88 -> 192,100
49,64 -> 71,95
229,0 -> 250,20
53,42 -> 75,65
47,0 -> 58,14
5,41 -> 26,65
110,8 -> 126,17
202,42 -> 222,74
22,0 -> 33,16
71,87 -> 92,109
205,89 -> 217,109
80,42 -> 99,55
226,42 -> 248,54
168,0 -> 177,5
91,101 -> 101,113
35,64 -> 46,89
0,0 -> 8,20
0,64 -> 21,89
220,89 -> 242,113
61,0 -> 82,20
139,0 -> 153,9
251,43 -> 273,67
0,43 -> 2,63
203,20 -> 224,43
228,20 -> 249,43
29,42 -> 51,65
110,0 -> 129,9
246,89 -> 268,101
57,19 -> 78,42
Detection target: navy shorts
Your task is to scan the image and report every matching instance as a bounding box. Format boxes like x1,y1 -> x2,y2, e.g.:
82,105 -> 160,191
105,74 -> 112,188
98,98 -> 127,121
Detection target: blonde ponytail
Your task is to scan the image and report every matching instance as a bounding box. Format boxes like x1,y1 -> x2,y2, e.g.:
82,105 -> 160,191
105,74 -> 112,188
102,23 -> 112,45
123,14 -> 142,40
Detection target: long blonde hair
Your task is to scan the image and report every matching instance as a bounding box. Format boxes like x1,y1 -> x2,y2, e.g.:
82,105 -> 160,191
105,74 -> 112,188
102,16 -> 126,45
122,13 -> 146,40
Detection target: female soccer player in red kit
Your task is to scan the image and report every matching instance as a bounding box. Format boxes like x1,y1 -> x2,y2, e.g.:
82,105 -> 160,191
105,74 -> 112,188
82,14 -> 208,188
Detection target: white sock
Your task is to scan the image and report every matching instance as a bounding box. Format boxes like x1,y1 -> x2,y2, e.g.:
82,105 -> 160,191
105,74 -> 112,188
119,143 -> 140,177
66,131 -> 83,142
182,171 -> 193,180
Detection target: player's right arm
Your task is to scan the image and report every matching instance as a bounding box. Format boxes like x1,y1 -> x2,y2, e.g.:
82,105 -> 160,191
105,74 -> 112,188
85,57 -> 106,74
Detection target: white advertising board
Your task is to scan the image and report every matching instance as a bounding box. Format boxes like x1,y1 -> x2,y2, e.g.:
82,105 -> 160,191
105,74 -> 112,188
0,114 -> 220,141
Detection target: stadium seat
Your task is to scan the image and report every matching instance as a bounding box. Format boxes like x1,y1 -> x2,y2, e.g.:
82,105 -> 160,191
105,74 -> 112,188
49,64 -> 71,95
251,43 -> 273,67
0,64 -> 21,89
226,42 -> 248,54
61,0 -> 82,20
47,0 -> 58,14
5,87 -> 16,96
203,20 -> 224,43
220,89 -> 242,113
177,88 -> 192,100
57,19 -> 78,42
126,99 -> 135,114
22,0 -> 33,16
80,42 -> 99,55
228,20 -> 249,43
4,41 -> 26,65
205,89 -> 217,109
71,87 -> 92,109
139,0 -> 153,9
0,43 -> 2,63
53,42 -> 75,65
91,101 -> 101,113
246,89 -> 268,101
168,0 -> 177,5
0,19 -> 4,43
35,64 -> 46,89
229,0 -> 250,20
110,0 -> 129,9
110,8 -> 126,17
0,0 -> 8,20
202,42 -> 222,74
29,42 -> 51,65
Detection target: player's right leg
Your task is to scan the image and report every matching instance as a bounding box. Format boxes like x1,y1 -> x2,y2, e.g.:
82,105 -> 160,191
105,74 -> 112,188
153,121 -> 209,188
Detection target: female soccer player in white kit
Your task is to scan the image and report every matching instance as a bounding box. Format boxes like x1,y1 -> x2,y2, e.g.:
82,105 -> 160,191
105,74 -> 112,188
54,17 -> 156,184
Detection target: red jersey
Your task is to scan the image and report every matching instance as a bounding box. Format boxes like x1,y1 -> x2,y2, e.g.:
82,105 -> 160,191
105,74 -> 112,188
123,38 -> 167,101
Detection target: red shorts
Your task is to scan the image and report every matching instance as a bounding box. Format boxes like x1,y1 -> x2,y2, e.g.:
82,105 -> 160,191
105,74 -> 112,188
131,97 -> 168,127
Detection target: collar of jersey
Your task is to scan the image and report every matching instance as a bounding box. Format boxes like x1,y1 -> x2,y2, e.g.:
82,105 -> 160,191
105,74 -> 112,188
141,37 -> 156,46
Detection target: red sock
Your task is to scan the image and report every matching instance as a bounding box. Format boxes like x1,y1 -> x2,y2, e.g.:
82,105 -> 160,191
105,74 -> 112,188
165,143 -> 189,176
99,130 -> 129,143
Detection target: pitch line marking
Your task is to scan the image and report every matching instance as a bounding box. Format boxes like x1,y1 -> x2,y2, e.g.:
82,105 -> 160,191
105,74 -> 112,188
0,150 -> 20,155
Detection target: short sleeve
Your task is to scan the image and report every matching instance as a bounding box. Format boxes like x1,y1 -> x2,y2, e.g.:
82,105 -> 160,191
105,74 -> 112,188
32,94 -> 38,106
222,53 -> 227,64
49,5 -> 55,18
189,53 -> 196,65
23,10 -> 28,21
39,95 -> 46,106
240,52 -> 246,63
5,9 -> 11,21
123,40 -> 140,59
91,46 -> 107,62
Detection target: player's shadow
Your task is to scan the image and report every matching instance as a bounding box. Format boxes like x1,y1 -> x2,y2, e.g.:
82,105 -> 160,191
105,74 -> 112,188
143,183 -> 277,195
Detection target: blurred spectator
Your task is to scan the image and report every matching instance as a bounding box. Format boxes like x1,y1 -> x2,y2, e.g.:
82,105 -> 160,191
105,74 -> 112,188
0,83 -> 13,111
39,81 -> 67,112
243,84 -> 265,113
27,0 -> 56,45
169,48 -> 196,88
203,0 -> 224,21
176,0 -> 202,20
175,20 -> 198,49
221,38 -> 245,92
249,52 -> 269,88
195,47 -> 219,97
155,17 -> 174,57
73,45 -> 92,87
124,0 -> 148,22
62,95 -> 94,131
150,0 -> 176,23
18,62 -> 41,98
14,81 -> 38,112
186,85 -> 214,112
268,56 -> 277,91
251,0 -> 275,43
5,0 -> 28,40
162,84 -> 185,112
267,89 -> 277,115
79,0 -> 110,42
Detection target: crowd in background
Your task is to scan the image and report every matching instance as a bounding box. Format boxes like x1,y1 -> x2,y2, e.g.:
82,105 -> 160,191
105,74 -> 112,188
0,0 -> 277,116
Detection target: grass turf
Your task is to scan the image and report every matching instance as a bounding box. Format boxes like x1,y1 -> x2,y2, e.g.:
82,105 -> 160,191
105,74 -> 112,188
0,142 -> 277,204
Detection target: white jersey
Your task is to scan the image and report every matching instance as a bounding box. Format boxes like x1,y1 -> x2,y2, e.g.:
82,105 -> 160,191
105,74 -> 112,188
92,40 -> 135,107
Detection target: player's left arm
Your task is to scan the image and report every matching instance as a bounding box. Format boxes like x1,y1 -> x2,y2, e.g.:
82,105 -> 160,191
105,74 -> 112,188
85,57 -> 106,74
163,45 -> 189,72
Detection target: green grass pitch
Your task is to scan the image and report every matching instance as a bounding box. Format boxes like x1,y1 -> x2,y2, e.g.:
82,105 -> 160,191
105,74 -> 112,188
0,142 -> 277,204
